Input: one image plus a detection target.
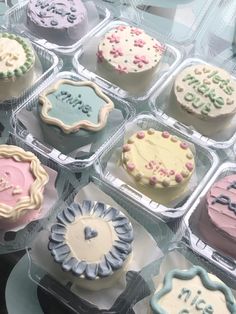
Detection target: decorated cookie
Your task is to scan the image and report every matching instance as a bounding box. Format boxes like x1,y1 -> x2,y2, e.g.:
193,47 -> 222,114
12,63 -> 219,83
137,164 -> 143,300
172,64 -> 236,135
0,32 -> 35,102
0,145 -> 48,229
48,201 -> 133,290
27,0 -> 88,45
150,266 -> 236,314
39,79 -> 114,134
97,24 -> 165,91
196,174 -> 236,259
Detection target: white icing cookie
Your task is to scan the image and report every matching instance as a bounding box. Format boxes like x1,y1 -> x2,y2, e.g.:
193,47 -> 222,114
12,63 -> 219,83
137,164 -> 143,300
97,25 -> 165,92
122,129 -> 195,205
172,64 -> 236,135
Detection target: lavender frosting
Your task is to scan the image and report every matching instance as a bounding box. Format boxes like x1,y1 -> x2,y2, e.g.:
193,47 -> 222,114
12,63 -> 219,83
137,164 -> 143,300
27,0 -> 88,45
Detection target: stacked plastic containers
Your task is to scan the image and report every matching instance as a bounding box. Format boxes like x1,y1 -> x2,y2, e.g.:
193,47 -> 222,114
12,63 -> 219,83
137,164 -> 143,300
1,0 -> 236,313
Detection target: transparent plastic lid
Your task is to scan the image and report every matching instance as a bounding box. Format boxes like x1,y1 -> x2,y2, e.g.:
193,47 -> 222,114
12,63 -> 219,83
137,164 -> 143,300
93,113 -> 219,222
150,57 -> 236,150
121,0 -> 220,45
183,162 -> 236,281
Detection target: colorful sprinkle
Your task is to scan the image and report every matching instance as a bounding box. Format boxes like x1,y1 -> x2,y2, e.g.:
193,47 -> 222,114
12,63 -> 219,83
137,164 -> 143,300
122,144 -> 130,152
162,131 -> 170,138
186,162 -> 194,171
136,131 -> 145,139
180,142 -> 188,149
175,174 -> 183,183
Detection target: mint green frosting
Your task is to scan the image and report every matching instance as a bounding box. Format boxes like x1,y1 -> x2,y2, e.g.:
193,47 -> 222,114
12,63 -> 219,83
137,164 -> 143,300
150,266 -> 236,314
47,83 -> 107,125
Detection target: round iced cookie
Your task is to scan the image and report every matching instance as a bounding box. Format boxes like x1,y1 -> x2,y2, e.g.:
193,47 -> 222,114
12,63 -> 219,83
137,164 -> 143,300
150,266 -> 236,314
27,0 -> 88,45
122,129 -> 195,205
0,145 -> 48,229
38,79 -> 114,153
171,64 -> 236,136
197,175 -> 236,259
48,201 -> 133,291
0,32 -> 35,102
97,25 -> 165,92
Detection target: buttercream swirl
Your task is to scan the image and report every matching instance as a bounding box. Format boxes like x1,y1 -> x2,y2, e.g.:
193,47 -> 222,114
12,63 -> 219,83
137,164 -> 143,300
48,201 -> 133,280
0,145 -> 49,219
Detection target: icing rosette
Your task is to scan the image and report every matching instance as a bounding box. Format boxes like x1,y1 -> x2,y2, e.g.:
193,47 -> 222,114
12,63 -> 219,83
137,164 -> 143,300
150,266 -> 236,314
48,201 -> 133,280
0,145 -> 48,223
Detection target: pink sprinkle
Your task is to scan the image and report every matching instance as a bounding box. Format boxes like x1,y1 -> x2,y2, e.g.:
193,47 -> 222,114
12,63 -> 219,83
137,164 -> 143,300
122,144 -> 130,152
116,64 -> 128,74
134,39 -> 146,47
153,42 -> 166,54
136,131 -> 145,139
110,47 -> 123,58
186,162 -> 194,171
149,176 -> 157,186
96,50 -> 104,63
116,25 -> 126,31
180,142 -> 188,150
170,170 -> 175,175
127,163 -> 135,171
162,131 -> 170,138
133,55 -> 149,68
107,34 -> 120,43
175,174 -> 183,183
131,28 -> 142,36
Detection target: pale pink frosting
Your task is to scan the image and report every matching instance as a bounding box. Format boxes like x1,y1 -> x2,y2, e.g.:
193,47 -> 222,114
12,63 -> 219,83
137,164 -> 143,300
206,175 -> 236,241
0,158 -> 35,207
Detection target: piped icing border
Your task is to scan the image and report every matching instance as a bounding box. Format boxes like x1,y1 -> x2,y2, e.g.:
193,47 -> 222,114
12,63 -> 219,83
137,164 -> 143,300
39,79 -> 114,134
0,145 -> 49,219
0,32 -> 35,79
122,129 -> 195,188
150,266 -> 236,314
48,201 -> 134,280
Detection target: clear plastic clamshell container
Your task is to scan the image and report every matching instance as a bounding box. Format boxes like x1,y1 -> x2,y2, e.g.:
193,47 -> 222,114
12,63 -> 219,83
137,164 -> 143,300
195,0 -> 236,68
26,178 -> 174,314
93,113 -> 219,222
72,18 -> 182,101
5,0 -> 112,56
11,71 -> 135,171
149,57 -> 236,150
121,0 -> 220,46
183,162 -> 236,283
0,136 -> 75,255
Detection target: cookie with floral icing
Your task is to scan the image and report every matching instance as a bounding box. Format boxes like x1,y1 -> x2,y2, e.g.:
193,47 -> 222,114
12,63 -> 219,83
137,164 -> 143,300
122,129 -> 195,205
97,24 -> 165,92
48,201 -> 133,290
172,64 -> 236,136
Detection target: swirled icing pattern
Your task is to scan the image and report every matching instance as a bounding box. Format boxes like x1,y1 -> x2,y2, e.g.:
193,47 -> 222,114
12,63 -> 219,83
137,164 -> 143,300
150,266 -> 236,314
122,129 -> 195,189
48,201 -> 133,280
0,145 -> 48,220
39,79 -> 114,134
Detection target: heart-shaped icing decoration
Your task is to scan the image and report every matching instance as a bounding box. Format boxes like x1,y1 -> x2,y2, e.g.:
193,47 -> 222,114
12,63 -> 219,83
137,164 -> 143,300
203,67 -> 210,73
227,98 -> 234,105
84,226 -> 98,240
194,69 -> 202,75
176,86 -> 183,92
203,79 -> 211,85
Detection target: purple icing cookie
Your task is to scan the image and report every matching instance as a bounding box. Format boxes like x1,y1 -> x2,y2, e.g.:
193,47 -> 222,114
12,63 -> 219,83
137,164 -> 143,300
27,0 -> 88,45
